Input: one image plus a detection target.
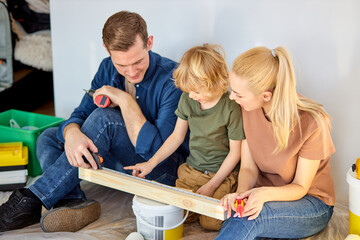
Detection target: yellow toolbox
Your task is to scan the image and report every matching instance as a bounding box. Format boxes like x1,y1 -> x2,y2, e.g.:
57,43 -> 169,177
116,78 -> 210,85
0,142 -> 28,191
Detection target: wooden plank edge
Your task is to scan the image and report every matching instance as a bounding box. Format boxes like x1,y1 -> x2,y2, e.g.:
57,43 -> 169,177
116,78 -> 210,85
79,168 -> 226,220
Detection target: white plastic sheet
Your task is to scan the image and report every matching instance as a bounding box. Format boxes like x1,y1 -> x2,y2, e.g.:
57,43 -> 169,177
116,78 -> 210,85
0,181 -> 349,240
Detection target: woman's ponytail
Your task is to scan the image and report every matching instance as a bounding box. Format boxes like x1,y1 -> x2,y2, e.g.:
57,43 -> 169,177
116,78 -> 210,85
232,46 -> 331,153
268,47 -> 300,152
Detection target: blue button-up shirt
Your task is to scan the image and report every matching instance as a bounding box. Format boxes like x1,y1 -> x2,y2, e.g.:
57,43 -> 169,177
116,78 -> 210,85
57,51 -> 189,161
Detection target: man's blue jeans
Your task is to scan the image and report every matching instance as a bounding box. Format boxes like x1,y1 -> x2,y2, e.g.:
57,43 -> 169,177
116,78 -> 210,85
29,108 -> 184,210
215,195 -> 333,240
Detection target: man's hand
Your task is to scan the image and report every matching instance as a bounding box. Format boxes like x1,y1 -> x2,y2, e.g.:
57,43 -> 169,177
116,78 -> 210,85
93,85 -> 126,108
63,123 -> 99,169
124,161 -> 156,178
94,85 -> 146,146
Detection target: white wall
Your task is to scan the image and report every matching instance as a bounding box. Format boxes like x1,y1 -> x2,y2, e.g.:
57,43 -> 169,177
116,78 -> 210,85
50,0 -> 360,203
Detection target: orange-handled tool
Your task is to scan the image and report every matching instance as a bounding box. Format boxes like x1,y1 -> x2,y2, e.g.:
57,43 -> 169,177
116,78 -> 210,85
83,89 -> 111,108
234,199 -> 245,218
82,152 -> 104,169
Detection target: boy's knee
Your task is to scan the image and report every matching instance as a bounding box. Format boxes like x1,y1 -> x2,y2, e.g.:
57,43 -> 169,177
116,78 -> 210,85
184,211 -> 199,224
199,216 -> 223,231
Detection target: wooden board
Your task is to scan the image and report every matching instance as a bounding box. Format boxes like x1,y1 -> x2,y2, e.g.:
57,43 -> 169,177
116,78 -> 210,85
79,168 -> 226,220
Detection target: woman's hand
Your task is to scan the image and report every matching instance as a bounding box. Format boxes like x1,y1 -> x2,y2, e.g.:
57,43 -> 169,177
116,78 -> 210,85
124,161 -> 156,178
238,188 -> 266,220
221,192 -> 240,219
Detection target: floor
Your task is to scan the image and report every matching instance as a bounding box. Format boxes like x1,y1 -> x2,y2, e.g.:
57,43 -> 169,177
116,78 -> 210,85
32,99 -> 55,116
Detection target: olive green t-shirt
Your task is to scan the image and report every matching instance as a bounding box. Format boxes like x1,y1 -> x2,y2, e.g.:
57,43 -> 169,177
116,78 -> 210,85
175,92 -> 245,173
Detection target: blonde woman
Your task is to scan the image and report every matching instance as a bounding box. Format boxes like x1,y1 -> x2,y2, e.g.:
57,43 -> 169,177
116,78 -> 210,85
126,44 -> 245,230
216,46 -> 335,239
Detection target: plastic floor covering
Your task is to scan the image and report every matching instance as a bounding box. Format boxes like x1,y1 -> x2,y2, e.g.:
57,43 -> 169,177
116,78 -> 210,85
0,178 -> 349,240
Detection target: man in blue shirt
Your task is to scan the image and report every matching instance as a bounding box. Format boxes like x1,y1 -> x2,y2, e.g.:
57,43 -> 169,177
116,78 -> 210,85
0,11 -> 189,233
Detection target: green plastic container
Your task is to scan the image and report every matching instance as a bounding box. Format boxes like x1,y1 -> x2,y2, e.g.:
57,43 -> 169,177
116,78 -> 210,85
0,109 -> 64,177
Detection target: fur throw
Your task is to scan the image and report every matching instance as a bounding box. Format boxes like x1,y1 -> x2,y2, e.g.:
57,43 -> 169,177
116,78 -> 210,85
14,29 -> 52,71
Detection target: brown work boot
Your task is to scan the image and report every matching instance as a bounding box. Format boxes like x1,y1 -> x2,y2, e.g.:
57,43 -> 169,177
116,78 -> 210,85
40,199 -> 100,232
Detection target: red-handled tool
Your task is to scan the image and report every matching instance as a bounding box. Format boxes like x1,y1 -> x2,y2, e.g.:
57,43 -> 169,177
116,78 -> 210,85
83,89 -> 111,108
234,199 -> 245,218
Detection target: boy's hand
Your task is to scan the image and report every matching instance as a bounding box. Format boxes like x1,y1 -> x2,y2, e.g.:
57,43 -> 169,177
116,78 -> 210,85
196,182 -> 216,197
124,162 -> 155,178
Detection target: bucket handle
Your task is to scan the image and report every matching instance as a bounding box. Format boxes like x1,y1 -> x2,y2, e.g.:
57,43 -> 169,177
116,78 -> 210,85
132,204 -> 189,231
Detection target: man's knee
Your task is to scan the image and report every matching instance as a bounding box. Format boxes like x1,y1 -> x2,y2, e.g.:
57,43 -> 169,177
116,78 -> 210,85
86,108 -> 124,125
36,127 -> 58,153
81,108 -> 127,143
36,127 -> 62,169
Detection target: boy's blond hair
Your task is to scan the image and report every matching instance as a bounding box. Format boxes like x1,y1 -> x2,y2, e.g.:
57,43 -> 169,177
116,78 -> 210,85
173,44 -> 229,98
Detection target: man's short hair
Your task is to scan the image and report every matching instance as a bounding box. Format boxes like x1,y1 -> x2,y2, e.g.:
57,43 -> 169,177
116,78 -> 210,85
102,11 -> 148,51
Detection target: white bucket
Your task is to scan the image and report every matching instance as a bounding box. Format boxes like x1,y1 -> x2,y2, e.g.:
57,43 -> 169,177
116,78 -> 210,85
346,168 -> 360,235
132,195 -> 188,240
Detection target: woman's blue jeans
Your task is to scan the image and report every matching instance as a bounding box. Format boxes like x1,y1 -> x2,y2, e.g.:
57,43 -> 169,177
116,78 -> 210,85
215,195 -> 333,240
29,108 -> 184,210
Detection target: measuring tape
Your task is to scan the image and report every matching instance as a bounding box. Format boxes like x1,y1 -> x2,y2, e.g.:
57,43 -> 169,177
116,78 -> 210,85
105,167 -> 221,202
79,167 -> 226,220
